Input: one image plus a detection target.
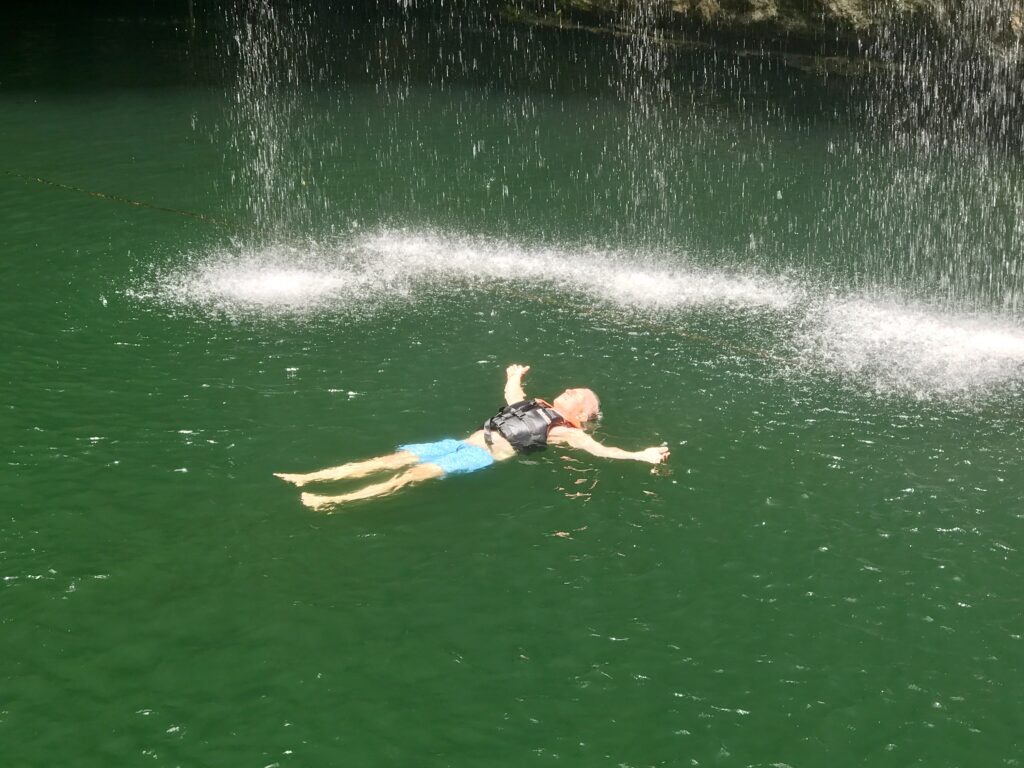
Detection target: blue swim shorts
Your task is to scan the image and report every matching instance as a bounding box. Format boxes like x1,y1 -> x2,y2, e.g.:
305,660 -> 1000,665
398,438 -> 495,475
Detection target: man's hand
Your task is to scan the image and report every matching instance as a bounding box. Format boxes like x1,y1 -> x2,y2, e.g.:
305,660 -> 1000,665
506,364 -> 530,381
504,364 -> 530,405
636,446 -> 670,464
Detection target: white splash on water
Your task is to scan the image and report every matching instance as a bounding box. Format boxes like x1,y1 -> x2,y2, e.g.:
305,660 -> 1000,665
132,228 -> 1024,398
356,229 -> 796,311
134,242 -> 392,314
135,228 -> 795,315
799,299 -> 1024,396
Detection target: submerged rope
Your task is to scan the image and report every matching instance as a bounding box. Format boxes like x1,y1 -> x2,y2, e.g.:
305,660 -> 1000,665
3,169 -> 226,226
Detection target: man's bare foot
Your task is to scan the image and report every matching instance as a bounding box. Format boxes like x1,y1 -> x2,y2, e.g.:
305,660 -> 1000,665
301,492 -> 337,512
274,472 -> 306,486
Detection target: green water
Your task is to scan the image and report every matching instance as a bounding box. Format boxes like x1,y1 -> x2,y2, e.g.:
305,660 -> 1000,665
3,6 -> 1023,767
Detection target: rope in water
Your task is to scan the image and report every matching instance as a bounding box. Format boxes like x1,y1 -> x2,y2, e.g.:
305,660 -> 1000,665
3,169 -> 226,226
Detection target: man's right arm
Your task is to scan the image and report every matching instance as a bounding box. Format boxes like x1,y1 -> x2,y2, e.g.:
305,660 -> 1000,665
504,364 -> 530,405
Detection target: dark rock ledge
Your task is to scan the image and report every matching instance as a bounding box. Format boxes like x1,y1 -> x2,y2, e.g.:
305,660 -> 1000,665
500,0 -> 1024,75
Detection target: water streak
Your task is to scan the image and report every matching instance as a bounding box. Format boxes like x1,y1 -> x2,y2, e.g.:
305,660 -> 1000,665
222,0 -> 325,236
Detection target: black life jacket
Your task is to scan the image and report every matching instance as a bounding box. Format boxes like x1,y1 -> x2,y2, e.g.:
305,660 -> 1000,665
483,399 -> 567,453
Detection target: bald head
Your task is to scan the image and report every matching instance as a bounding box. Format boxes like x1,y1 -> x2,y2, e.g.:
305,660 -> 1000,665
552,388 -> 601,424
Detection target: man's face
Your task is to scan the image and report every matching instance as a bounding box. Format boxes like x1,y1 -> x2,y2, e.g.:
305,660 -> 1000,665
555,388 -> 600,422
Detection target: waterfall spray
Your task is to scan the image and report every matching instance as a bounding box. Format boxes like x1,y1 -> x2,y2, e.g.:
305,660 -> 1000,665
853,2 -> 1024,308
616,1 -> 675,244
223,0 -> 325,239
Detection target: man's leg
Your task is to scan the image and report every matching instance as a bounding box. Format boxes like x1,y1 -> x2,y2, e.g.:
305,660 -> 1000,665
300,462 -> 444,511
274,451 -> 417,486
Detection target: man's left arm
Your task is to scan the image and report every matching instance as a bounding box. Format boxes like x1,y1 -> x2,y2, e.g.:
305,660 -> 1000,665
549,427 -> 670,464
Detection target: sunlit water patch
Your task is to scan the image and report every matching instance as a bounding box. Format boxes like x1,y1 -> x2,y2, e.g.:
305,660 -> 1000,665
130,228 -> 1024,398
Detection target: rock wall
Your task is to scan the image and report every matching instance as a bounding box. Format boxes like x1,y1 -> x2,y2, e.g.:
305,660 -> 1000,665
497,0 -> 1024,148
509,0 -> 1023,61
